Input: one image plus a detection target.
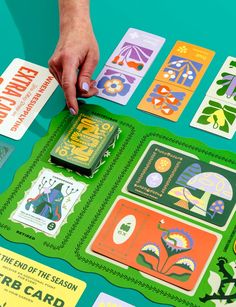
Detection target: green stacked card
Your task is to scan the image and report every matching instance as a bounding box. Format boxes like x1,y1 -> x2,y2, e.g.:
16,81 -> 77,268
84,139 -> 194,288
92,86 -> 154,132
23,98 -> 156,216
50,111 -> 119,175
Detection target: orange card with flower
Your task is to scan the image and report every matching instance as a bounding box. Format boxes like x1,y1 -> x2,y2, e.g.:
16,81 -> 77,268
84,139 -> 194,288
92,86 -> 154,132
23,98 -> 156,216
155,41 -> 215,92
91,197 -> 219,292
137,80 -> 193,121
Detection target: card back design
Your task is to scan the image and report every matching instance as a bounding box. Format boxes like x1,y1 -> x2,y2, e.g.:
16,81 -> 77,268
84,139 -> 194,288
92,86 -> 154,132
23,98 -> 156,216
11,168 -> 87,237
125,142 -> 235,228
91,197 -> 219,292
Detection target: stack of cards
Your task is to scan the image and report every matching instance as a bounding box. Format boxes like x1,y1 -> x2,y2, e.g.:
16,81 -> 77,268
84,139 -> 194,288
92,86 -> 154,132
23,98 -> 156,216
96,28 -> 165,105
138,42 -> 215,121
0,141 -> 13,168
191,56 -> 236,139
50,111 -> 119,176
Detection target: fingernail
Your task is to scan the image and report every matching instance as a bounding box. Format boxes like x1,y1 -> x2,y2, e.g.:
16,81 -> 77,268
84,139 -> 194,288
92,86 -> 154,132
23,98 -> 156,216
69,107 -> 76,116
82,82 -> 89,92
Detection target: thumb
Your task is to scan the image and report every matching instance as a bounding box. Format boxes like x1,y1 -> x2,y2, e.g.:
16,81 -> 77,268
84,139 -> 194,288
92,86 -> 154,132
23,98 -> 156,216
78,52 -> 98,93
62,63 -> 78,115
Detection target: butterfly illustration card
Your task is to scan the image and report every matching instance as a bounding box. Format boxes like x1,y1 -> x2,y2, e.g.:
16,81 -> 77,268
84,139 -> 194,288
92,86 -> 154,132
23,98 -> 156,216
125,142 -> 236,229
207,56 -> 236,106
91,197 -> 219,292
155,41 -> 215,92
10,168 -> 87,237
106,28 -> 166,77
137,80 -> 192,121
190,97 -> 236,139
96,67 -> 141,105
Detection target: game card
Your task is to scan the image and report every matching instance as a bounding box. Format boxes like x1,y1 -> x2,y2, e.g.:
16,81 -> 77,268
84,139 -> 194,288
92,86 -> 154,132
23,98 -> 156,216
96,67 -> 141,105
0,58 -> 58,140
125,142 -> 235,228
190,96 -> 236,139
91,197 -> 219,292
137,80 -> 192,121
92,293 -> 134,307
0,141 -> 14,168
106,28 -> 166,77
207,56 -> 236,106
155,41 -> 215,92
11,168 -> 87,237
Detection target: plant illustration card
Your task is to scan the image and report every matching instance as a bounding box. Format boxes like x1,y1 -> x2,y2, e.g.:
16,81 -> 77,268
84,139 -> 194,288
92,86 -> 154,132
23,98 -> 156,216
96,67 -> 141,105
106,28 -> 166,77
137,80 -> 192,121
0,141 -> 14,168
190,97 -> 236,139
155,41 -> 215,92
92,293 -> 134,307
10,168 -> 87,237
0,58 -> 58,140
125,142 -> 236,228
207,56 -> 236,105
91,197 -> 219,292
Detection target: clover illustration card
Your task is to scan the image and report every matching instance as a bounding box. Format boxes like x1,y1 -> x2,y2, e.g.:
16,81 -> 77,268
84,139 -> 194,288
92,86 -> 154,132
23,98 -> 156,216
91,197 -> 219,292
11,168 -> 87,237
155,41 -> 215,92
190,97 -> 236,139
124,142 -> 236,229
207,56 -> 236,106
137,80 -> 192,121
0,141 -> 14,168
96,67 -> 141,105
106,28 -> 165,77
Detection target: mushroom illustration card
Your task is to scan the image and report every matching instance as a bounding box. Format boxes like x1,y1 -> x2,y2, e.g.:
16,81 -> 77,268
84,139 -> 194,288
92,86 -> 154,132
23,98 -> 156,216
124,142 -> 236,229
190,97 -> 236,139
10,168 -> 87,237
137,80 -> 192,121
96,67 -> 141,105
91,197 -> 219,293
106,28 -> 166,78
207,56 -> 236,106
155,41 -> 215,92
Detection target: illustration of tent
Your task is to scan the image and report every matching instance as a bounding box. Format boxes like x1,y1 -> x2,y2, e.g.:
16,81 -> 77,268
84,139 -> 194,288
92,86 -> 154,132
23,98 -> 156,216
168,187 -> 204,210
186,172 -> 233,216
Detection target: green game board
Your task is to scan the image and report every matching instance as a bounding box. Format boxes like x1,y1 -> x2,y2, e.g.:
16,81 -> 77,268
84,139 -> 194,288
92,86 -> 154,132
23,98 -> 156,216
0,104 -> 235,307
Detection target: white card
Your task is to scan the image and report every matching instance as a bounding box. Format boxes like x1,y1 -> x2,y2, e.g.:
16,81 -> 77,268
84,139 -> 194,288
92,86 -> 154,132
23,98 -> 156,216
96,66 -> 141,105
0,58 -> 58,140
207,56 -> 236,106
106,28 -> 165,77
10,168 -> 87,237
190,96 -> 236,139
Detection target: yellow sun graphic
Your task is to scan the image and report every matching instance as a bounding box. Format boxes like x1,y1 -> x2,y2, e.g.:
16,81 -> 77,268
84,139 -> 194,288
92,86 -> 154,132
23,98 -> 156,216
177,45 -> 188,54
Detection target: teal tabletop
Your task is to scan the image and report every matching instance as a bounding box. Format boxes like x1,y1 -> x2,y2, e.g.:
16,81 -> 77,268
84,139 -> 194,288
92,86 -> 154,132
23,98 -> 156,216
0,0 -> 235,306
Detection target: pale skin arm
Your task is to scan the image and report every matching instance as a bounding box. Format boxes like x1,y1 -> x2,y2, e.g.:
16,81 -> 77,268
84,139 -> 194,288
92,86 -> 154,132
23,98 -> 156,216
49,0 -> 99,115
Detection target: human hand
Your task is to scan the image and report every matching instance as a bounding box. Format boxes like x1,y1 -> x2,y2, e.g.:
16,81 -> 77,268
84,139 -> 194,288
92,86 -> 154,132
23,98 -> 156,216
49,19 -> 99,115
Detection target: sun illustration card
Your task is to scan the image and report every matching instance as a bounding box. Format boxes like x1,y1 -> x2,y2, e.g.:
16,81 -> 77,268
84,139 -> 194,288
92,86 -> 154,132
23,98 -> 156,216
137,80 -> 192,121
190,97 -> 236,139
155,41 -> 215,92
11,168 -> 87,237
207,56 -> 236,106
91,197 -> 219,292
125,142 -> 236,229
96,67 -> 141,105
106,28 -> 165,77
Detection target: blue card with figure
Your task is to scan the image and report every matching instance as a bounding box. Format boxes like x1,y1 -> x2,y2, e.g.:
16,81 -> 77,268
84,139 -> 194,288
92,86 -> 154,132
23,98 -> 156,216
10,168 -> 87,237
124,141 -> 236,229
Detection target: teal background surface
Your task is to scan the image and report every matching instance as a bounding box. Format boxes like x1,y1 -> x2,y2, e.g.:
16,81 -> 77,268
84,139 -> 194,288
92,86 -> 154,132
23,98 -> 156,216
0,0 -> 235,306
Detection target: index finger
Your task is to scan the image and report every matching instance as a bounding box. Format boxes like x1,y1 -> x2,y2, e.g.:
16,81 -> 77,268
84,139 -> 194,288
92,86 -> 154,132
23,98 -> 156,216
62,63 -> 78,115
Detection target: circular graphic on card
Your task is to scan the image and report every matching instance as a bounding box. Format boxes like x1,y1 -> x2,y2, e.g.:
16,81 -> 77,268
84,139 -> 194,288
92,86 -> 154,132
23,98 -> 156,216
113,215 -> 136,245
146,172 -> 163,188
47,222 -> 56,231
155,157 -> 172,173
